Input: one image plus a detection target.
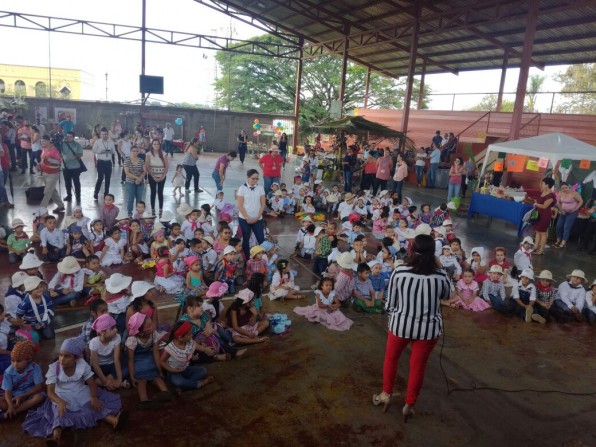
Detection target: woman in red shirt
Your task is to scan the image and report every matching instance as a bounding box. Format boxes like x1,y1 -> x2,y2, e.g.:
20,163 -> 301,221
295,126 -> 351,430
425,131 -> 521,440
39,135 -> 65,213
258,146 -> 283,194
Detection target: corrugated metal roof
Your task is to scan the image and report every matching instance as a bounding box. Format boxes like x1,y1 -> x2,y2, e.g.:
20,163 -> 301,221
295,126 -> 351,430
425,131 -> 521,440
208,0 -> 596,77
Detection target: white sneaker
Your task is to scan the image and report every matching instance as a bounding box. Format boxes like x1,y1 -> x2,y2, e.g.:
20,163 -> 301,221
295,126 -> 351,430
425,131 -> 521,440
531,313 -> 546,324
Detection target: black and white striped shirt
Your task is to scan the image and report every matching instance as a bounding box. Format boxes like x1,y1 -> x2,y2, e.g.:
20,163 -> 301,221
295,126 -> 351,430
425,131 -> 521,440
386,265 -> 452,340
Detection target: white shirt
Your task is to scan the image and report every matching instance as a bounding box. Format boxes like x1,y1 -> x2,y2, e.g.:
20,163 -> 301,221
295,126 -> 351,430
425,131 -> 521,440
163,127 -> 175,141
40,228 -> 66,248
48,270 -> 84,292
237,183 -> 265,220
512,281 -> 537,301
556,281 -> 586,311
89,334 -> 121,365
585,291 -> 596,313
92,138 -> 115,161
338,202 -> 353,219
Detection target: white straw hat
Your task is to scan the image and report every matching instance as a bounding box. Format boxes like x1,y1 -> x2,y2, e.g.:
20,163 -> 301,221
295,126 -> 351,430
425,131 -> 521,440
519,268 -> 534,280
536,270 -> 553,281
567,269 -> 586,281
176,203 -> 194,217
11,271 -> 29,288
488,265 -> 504,274
11,218 -> 26,229
105,273 -> 133,294
130,281 -> 155,299
19,252 -> 44,270
337,252 -> 356,270
57,256 -> 81,275
415,223 -> 432,236
24,276 -> 45,292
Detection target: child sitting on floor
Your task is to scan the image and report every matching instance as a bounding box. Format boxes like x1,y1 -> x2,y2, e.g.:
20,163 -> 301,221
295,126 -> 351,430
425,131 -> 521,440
0,341 -> 45,419
22,337 -> 125,444
513,236 -> 534,277
66,226 -> 90,260
293,278 -> 353,331
439,246 -> 462,281
214,246 -> 239,294
512,268 -> 539,323
446,268 -> 490,312
352,263 -> 382,314
99,227 -> 126,267
89,314 -> 127,391
270,259 -> 305,301
481,265 -> 512,315
154,246 -> 185,294
40,215 -> 68,262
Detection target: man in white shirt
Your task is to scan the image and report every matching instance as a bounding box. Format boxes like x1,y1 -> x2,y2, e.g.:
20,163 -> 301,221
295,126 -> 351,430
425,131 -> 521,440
92,127 -> 115,200
163,123 -> 175,157
236,169 -> 266,258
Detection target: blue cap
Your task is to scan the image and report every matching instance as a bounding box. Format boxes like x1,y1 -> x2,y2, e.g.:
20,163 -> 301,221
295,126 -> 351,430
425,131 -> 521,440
70,225 -> 82,234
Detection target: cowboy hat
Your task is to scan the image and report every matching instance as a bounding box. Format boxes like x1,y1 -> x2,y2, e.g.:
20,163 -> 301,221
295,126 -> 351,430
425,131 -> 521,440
337,252 -> 356,270
301,215 -> 313,222
433,226 -> 446,237
567,269 -> 586,281
488,265 -> 504,274
344,193 -> 354,201
177,203 -> 194,217
142,210 -> 156,219
521,236 -> 534,246
11,218 -> 25,229
206,281 -> 229,298
442,219 -> 453,227
24,276 -> 46,292
519,268 -> 534,281
130,281 -> 155,299
235,288 -> 255,304
415,223 -> 432,236
402,228 -> 416,239
57,256 -> 81,275
536,270 -> 553,281
201,236 -> 214,246
19,253 -> 44,270
11,271 -> 29,288
223,246 -> 236,256
105,273 -> 133,294
250,245 -> 265,258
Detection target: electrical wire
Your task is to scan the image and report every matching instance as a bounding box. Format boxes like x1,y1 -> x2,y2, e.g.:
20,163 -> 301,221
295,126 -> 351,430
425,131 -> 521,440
438,327 -> 596,397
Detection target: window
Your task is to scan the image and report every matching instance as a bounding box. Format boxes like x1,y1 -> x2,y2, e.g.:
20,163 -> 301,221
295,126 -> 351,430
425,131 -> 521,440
35,81 -> 47,97
14,80 -> 26,95
0,79 -> 5,93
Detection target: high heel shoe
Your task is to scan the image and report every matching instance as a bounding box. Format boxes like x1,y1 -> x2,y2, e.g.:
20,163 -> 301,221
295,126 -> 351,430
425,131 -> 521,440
402,404 -> 415,423
372,392 -> 392,413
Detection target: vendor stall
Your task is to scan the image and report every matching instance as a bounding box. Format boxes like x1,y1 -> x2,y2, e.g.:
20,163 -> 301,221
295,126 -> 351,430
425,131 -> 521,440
468,192 -> 533,236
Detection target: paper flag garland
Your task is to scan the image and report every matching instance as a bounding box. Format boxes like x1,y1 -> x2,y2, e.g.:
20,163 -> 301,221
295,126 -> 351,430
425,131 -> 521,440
526,160 -> 539,171
506,154 -> 527,173
537,157 -> 549,169
579,159 -> 591,169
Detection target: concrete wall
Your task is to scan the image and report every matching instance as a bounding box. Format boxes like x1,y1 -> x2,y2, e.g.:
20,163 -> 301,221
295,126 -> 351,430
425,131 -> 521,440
11,97 -> 294,153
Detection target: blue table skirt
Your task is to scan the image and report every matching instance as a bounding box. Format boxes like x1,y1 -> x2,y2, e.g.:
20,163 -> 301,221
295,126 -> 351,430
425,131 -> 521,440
468,192 -> 533,236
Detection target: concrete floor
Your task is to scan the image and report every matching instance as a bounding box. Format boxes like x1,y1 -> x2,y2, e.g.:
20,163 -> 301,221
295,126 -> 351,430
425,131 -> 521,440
0,150 -> 595,447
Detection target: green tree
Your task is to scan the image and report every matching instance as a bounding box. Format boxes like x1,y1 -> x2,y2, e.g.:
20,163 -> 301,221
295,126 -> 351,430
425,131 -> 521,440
467,94 -> 514,112
214,34 -> 430,134
554,63 -> 596,114
525,74 -> 545,112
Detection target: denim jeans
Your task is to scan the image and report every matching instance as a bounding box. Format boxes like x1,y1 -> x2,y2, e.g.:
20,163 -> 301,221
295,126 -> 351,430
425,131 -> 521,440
428,163 -> 438,188
126,181 -> 145,215
373,178 -> 387,196
238,217 -> 265,259
263,176 -> 279,195
168,365 -> 207,389
36,324 -> 55,340
343,170 -> 353,192
447,182 -> 461,202
52,290 -> 81,306
164,139 -> 173,155
212,171 -> 223,191
313,257 -> 329,276
63,168 -> 81,201
488,294 -> 514,315
556,210 -> 578,242
415,165 -> 424,185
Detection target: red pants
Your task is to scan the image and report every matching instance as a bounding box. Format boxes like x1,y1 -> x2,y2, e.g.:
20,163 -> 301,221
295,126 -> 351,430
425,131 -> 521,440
382,332 -> 439,406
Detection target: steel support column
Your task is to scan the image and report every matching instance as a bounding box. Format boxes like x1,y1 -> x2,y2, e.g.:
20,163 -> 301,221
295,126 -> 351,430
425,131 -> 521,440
400,2 -> 421,134
338,25 -> 350,105
417,58 -> 426,110
140,0 -> 147,126
509,0 -> 539,140
363,67 -> 371,109
496,50 -> 509,112
292,38 -> 304,155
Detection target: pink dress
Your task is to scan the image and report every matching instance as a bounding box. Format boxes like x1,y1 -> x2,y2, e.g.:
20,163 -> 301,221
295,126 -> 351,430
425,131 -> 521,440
454,279 -> 491,312
293,291 -> 353,331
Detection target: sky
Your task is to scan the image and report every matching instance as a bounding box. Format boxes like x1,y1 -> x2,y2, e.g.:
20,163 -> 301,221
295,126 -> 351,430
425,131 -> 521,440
0,0 -> 569,111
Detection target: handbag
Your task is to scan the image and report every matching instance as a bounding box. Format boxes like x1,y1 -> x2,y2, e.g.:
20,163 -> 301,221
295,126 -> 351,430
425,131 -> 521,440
64,141 -> 87,173
529,208 -> 540,223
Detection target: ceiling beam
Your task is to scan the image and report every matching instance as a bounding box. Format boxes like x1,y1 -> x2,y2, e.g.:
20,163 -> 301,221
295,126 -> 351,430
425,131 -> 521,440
0,10 -> 300,58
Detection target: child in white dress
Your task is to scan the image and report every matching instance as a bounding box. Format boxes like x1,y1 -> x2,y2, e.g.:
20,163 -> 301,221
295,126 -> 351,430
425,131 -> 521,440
98,227 -> 126,267
171,164 -> 186,195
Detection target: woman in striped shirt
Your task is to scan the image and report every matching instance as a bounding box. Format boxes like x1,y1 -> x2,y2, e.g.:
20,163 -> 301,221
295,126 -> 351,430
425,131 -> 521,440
373,234 -> 451,422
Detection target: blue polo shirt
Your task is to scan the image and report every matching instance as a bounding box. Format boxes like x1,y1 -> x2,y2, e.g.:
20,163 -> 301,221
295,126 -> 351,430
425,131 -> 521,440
16,294 -> 54,326
59,119 -> 75,134
1,362 -> 43,396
